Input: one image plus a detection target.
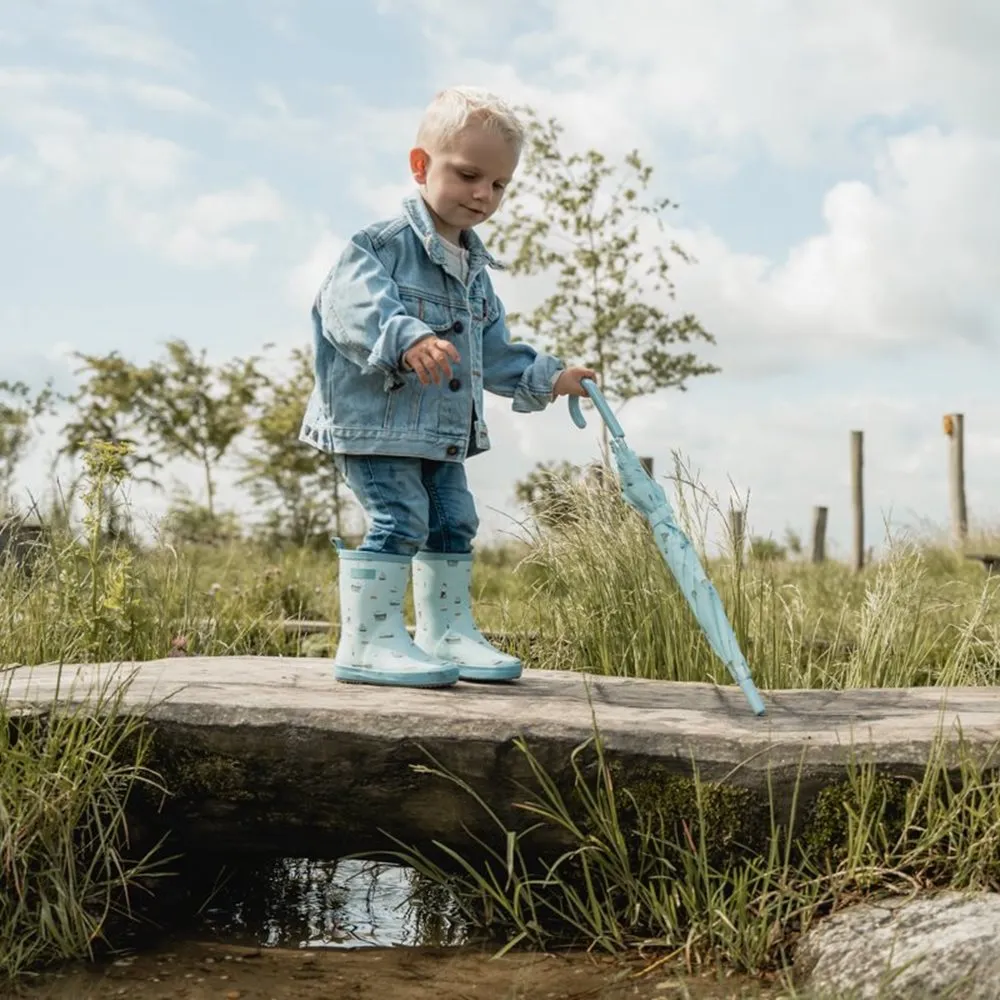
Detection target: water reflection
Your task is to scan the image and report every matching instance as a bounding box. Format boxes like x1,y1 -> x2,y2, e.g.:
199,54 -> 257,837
188,857 -> 467,950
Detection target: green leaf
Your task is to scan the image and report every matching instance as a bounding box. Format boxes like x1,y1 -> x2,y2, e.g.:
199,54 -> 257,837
488,106 -> 720,418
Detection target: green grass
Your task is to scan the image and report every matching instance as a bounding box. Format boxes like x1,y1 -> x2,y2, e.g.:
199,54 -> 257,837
0,668 -> 169,981
4,455 -> 1000,689
3,446 -> 1000,985
515,467 -> 1000,690
379,717 -> 1000,988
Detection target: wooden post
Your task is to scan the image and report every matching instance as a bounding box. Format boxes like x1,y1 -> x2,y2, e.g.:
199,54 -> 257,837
729,506 -> 745,558
640,456 -> 653,476
943,414 -> 967,545
850,430 -> 864,572
811,505 -> 828,564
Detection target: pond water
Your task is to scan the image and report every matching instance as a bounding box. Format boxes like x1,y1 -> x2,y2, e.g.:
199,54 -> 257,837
16,856 -> 779,1000
182,856 -> 466,949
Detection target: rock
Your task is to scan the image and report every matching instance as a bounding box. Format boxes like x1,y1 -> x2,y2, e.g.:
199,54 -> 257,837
795,891 -> 1000,999
8,657 -> 1000,858
0,515 -> 46,574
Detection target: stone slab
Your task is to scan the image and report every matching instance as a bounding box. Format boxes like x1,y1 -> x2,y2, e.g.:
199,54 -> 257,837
3,658 -> 998,857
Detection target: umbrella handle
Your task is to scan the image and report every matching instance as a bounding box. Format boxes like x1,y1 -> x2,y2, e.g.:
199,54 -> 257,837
567,378 -> 625,438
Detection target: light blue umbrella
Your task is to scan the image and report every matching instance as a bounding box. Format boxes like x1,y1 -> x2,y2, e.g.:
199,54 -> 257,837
568,379 -> 766,717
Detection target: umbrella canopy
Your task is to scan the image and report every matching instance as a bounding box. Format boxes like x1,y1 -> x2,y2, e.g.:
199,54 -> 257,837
569,379 -> 766,717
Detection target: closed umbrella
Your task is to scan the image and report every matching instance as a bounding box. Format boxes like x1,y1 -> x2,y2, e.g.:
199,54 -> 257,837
568,379 -> 766,716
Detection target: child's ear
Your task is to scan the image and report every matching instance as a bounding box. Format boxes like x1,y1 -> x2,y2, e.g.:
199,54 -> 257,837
409,147 -> 428,183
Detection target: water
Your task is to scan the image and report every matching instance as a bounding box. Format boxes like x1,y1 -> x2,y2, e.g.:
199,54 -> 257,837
174,856 -> 468,950
21,856 -> 775,999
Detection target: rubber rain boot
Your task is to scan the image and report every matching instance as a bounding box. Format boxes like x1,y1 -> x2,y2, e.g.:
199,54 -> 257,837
411,551 -> 522,682
334,548 -> 460,688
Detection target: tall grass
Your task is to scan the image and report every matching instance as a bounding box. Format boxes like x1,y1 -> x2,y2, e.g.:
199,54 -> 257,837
0,668 -> 169,981
3,447 -> 999,988
3,445 -> 999,689
381,719 -> 1000,979
1,444 -> 343,667
517,461 -> 1000,690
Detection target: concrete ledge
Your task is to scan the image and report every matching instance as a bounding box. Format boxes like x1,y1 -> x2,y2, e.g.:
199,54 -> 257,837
4,658 -> 999,857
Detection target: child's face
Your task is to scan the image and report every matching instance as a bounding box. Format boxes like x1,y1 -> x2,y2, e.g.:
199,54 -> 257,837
410,124 -> 518,243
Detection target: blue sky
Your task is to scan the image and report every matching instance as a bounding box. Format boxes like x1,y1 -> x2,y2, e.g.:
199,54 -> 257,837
3,0 -> 1000,556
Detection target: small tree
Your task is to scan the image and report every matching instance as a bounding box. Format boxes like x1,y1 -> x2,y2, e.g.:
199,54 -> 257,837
62,352 -> 160,483
141,340 -> 268,518
162,489 -> 243,547
0,379 -> 53,511
749,536 -> 786,562
490,110 -> 719,449
240,347 -> 350,546
513,460 -> 584,529
61,352 -> 161,537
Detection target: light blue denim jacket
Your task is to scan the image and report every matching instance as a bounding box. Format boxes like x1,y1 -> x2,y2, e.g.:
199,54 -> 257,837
299,192 -> 564,462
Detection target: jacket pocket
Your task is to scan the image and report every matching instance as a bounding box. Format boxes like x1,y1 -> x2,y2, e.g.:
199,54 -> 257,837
398,289 -> 458,333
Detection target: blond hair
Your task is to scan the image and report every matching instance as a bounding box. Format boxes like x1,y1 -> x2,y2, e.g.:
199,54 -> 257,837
415,86 -> 525,157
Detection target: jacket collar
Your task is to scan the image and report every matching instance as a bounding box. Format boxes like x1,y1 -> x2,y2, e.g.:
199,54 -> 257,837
402,192 -> 505,273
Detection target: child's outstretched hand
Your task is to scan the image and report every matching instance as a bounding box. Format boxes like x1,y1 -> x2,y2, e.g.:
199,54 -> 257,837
403,337 -> 461,385
552,366 -> 598,398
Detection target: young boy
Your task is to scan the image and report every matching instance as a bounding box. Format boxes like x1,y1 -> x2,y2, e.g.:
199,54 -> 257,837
299,86 -> 595,689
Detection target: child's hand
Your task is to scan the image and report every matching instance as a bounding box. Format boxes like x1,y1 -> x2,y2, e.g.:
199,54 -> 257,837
552,366 -> 597,398
403,337 -> 461,385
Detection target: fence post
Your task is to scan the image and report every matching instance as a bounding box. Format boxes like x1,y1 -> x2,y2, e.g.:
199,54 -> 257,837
729,506 -> 746,559
850,430 -> 864,571
943,414 -> 968,545
811,505 -> 828,564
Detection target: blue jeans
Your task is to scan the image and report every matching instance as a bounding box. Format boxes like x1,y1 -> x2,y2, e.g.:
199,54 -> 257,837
334,454 -> 479,556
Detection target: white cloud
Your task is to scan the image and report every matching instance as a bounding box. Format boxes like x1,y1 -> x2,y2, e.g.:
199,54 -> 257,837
6,0 -> 1000,556
351,178 -> 414,219
114,179 -> 287,267
351,2 -> 1000,379
288,230 -> 344,309
660,126 -> 1000,374
121,81 -> 211,115
0,72 -> 193,194
340,0 -> 1000,554
229,85 -> 330,150
0,154 -> 22,182
476,122 -> 1000,389
388,0 -> 1000,165
184,178 -> 286,234
67,22 -> 191,73
0,64 -> 284,267
0,67 -> 93,103
55,127 -> 188,192
464,365 -> 1000,557
0,65 -> 210,115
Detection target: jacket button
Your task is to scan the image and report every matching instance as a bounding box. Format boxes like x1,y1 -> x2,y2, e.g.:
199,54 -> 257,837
446,445 -> 459,456
452,320 -> 463,333
448,378 -> 461,391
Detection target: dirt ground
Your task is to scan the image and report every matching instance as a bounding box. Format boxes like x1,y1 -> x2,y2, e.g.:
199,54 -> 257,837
10,940 -> 778,1000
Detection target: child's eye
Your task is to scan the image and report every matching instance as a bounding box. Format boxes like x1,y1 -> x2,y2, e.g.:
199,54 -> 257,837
460,171 -> 476,180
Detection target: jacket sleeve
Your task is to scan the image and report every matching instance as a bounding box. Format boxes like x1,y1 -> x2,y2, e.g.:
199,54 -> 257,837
481,284 -> 564,412
317,233 -> 435,385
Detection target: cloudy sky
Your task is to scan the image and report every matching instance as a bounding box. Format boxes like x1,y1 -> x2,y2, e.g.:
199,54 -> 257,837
3,0 -> 999,557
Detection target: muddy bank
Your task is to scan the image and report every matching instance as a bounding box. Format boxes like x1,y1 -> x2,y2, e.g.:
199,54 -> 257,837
12,940 -> 775,1000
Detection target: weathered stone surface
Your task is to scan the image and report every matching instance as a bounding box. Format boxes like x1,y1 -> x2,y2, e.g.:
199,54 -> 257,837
795,891 -> 1000,999
3,658 -> 1000,857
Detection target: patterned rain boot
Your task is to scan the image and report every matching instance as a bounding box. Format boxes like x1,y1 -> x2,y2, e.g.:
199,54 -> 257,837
411,551 -> 522,683
334,548 -> 460,688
